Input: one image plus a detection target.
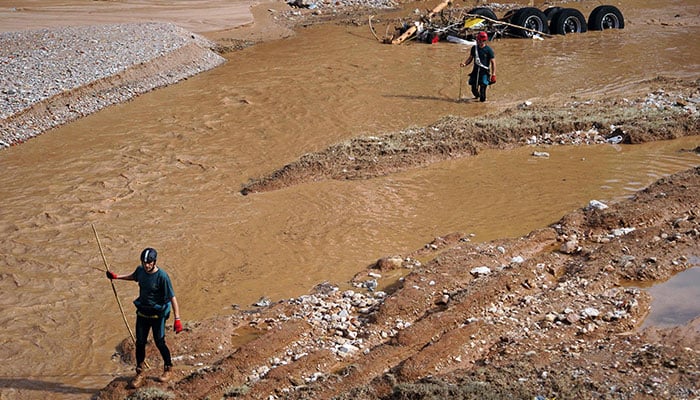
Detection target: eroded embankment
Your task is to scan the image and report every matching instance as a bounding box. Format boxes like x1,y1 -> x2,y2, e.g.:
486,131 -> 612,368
0,23 -> 225,147
241,77 -> 699,194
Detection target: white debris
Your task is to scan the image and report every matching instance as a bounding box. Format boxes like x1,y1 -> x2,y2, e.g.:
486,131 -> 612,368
470,266 -> 492,276
606,135 -> 623,144
582,307 -> 601,319
612,227 -> 636,236
587,200 -> 609,210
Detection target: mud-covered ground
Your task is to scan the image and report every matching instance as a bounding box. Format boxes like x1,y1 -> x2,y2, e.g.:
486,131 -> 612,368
2,0 -> 697,398
41,2 -> 694,399
240,77 -> 699,194
94,73 -> 700,399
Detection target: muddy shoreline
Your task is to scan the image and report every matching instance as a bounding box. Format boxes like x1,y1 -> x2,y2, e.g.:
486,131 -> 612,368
2,1 -> 697,399
0,1 -> 396,147
0,23 -> 225,147
95,76 -> 699,398
98,163 -> 700,399
87,3 -> 697,400
241,77 -> 700,194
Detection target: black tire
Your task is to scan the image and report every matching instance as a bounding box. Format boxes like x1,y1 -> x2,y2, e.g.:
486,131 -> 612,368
508,7 -> 549,38
502,9 -> 517,21
467,7 -> 497,20
551,8 -> 588,35
588,5 -> 624,30
543,7 -> 563,22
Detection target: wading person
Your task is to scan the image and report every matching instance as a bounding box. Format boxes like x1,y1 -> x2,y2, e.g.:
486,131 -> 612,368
460,31 -> 496,102
106,247 -> 183,388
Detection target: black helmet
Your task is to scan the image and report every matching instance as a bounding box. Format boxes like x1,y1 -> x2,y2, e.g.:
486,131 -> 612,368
140,247 -> 157,264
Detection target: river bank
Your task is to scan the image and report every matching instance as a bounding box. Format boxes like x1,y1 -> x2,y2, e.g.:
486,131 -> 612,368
101,157 -> 700,400
1,0 -> 698,399
0,23 -> 226,147
0,0 -> 396,147
94,2 -> 699,398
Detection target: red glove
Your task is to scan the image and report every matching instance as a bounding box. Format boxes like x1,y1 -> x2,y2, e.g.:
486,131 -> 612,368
106,271 -> 118,280
490,74 -> 496,83
174,318 -> 183,334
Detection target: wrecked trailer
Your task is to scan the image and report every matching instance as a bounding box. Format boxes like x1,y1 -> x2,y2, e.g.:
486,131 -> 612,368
371,1 -> 625,44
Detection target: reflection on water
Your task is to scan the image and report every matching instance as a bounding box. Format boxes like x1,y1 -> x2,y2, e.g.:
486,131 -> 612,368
641,262 -> 700,329
0,0 -> 699,398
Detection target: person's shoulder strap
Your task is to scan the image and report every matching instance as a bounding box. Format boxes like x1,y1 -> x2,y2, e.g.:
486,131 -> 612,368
474,45 -> 488,69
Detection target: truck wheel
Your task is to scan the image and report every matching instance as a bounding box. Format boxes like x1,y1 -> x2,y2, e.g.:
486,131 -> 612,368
467,7 -> 497,20
551,8 -> 588,35
588,5 -> 624,30
502,9 -> 516,21
509,7 -> 549,38
543,7 -> 562,23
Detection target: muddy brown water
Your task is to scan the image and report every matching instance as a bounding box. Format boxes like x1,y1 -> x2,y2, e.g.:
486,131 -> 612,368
0,0 -> 699,398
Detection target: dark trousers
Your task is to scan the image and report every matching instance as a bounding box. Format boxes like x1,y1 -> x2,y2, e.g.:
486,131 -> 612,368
135,314 -> 172,369
469,68 -> 490,101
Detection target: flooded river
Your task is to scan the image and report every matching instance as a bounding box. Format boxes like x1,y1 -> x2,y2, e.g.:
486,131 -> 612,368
0,0 -> 698,398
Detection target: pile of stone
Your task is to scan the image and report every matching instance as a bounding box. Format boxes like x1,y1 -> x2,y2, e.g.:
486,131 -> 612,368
244,284 -> 389,385
0,22 -> 225,148
521,89 -> 698,148
286,0 -> 397,10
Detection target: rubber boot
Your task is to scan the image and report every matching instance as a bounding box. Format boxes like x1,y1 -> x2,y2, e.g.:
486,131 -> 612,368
159,365 -> 172,383
129,364 -> 146,389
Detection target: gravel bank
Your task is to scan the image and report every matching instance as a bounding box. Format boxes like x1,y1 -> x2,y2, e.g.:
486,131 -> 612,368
0,22 -> 225,148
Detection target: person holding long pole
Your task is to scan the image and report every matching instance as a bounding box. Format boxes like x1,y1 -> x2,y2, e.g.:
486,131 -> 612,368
106,247 -> 183,388
460,31 -> 496,102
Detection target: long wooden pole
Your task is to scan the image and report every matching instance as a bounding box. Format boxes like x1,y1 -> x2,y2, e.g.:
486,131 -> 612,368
91,224 -> 148,368
426,0 -> 451,20
458,66 -> 463,101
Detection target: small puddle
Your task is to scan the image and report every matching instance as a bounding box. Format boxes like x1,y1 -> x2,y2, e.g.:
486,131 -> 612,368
230,324 -> 266,349
640,258 -> 700,329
